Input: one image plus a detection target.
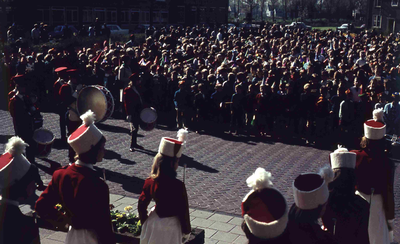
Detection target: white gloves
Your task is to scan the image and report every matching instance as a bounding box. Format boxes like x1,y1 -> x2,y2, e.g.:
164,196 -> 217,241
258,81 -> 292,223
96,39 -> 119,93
182,233 -> 190,243
126,115 -> 132,122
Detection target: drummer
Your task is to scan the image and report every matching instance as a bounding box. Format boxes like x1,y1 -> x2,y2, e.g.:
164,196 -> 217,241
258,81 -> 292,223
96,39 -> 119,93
124,73 -> 144,152
53,67 -> 68,143
59,69 -> 84,162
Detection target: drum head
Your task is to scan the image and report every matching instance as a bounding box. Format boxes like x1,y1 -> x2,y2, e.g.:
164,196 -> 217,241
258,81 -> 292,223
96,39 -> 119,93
77,86 -> 107,123
140,108 -> 157,123
33,129 -> 55,145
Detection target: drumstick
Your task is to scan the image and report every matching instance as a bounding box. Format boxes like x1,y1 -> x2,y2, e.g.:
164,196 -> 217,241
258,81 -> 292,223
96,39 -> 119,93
332,218 -> 337,235
103,169 -> 106,181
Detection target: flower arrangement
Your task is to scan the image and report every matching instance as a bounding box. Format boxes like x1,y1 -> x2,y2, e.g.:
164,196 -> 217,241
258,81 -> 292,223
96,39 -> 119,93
110,204 -> 142,236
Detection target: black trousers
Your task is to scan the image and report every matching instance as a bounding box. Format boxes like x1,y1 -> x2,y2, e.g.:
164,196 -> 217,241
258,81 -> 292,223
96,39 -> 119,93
130,116 -> 140,147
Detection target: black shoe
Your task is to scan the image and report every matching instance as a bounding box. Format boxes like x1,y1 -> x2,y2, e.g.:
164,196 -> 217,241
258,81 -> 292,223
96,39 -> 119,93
129,148 -> 135,152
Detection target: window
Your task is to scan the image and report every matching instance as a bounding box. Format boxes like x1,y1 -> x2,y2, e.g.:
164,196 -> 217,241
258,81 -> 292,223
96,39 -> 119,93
66,8 -> 78,23
177,6 -> 185,23
373,15 -> 382,28
392,0 -> 399,6
106,9 -> 117,23
160,11 -> 168,23
52,7 -> 65,23
121,10 -> 129,23
94,8 -> 106,22
83,8 -> 93,23
130,10 -> 140,23
199,8 -> 206,23
140,11 -> 149,23
374,0 -> 381,7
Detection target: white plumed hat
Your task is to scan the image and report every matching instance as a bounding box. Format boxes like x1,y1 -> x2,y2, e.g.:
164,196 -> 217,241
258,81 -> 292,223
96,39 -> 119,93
330,145 -> 356,169
364,108 -> 386,140
242,168 -> 288,239
293,165 -> 333,210
158,129 -> 188,158
0,136 -> 31,190
68,110 -> 104,155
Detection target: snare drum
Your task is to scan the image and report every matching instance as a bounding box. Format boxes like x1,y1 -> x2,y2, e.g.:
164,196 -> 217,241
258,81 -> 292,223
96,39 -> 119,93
140,107 -> 157,131
33,128 -> 55,158
77,85 -> 115,123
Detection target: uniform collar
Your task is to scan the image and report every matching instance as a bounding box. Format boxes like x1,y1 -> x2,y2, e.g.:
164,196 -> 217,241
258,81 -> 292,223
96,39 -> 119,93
75,160 -> 94,170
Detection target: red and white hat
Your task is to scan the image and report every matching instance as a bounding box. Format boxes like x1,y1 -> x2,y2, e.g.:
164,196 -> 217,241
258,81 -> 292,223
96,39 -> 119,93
158,129 -> 188,158
364,108 -> 386,140
241,168 -> 288,239
0,137 -> 31,190
330,146 -> 356,169
293,166 -> 334,210
68,110 -> 103,155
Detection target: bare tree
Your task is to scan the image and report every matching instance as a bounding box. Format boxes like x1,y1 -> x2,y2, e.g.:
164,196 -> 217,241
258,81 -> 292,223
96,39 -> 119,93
259,0 -> 267,22
243,0 -> 258,23
269,0 -> 280,22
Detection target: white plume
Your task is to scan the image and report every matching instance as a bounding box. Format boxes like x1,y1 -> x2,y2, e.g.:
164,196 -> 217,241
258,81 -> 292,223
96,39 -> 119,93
177,128 -> 188,143
373,108 -> 384,123
246,168 -> 273,191
334,145 -> 349,153
5,136 -> 29,156
319,165 -> 334,184
80,110 -> 96,126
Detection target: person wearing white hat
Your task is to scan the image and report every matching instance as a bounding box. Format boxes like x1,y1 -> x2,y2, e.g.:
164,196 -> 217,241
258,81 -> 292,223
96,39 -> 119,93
287,166 -> 338,244
241,168 -> 291,243
138,129 -> 191,244
321,146 -> 370,244
0,136 -> 40,244
35,110 -> 115,244
351,108 -> 395,244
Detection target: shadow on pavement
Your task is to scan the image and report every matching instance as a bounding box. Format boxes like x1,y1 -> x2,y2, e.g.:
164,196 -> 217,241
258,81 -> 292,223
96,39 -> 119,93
95,166 -> 144,194
0,134 -> 13,144
180,154 -> 219,173
134,148 -> 157,157
36,158 -> 63,175
97,123 -> 131,134
104,149 -> 137,165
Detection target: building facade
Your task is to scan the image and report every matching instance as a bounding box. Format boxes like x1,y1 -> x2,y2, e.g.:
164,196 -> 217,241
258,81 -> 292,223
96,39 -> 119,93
368,0 -> 399,33
5,0 -> 228,29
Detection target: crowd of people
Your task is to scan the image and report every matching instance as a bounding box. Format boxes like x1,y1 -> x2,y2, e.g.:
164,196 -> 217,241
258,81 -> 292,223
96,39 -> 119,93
3,23 -> 400,149
1,22 -> 399,244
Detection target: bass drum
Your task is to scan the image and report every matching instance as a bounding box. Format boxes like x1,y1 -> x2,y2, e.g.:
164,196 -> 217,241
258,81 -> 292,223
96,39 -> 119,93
140,107 -> 157,131
77,85 -> 115,123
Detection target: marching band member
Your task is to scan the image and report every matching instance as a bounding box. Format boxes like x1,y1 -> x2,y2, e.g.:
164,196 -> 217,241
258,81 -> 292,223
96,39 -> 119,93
59,69 -> 84,162
35,110 -> 115,244
53,66 -> 68,143
322,146 -> 370,244
241,168 -> 291,244
351,108 -> 395,244
123,73 -> 144,152
287,166 -> 338,244
138,129 -> 191,244
0,137 -> 41,244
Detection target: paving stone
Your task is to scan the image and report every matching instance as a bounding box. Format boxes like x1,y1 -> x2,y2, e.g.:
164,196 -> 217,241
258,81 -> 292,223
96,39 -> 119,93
41,239 -> 64,244
209,222 -> 235,232
191,210 -> 214,219
109,194 -> 124,203
47,232 -> 67,241
203,228 -> 218,238
204,238 -> 218,244
208,213 -> 233,223
115,196 -> 138,205
229,225 -> 245,236
211,231 -> 238,243
228,217 -> 243,226
191,218 -> 215,228
233,235 -> 248,244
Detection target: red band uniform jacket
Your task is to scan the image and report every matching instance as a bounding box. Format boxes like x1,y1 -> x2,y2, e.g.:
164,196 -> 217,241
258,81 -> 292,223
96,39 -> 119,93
35,164 -> 115,244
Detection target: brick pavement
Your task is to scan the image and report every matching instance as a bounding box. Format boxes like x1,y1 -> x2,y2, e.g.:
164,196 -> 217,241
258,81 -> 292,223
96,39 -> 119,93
1,109 -> 399,243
